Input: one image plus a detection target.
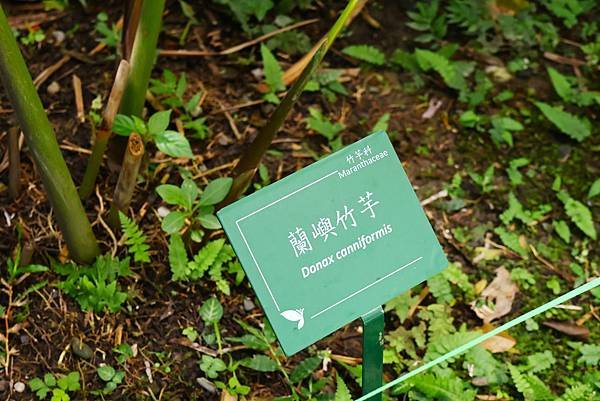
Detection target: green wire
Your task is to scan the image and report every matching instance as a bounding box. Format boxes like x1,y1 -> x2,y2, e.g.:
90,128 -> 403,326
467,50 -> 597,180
356,277 -> 600,401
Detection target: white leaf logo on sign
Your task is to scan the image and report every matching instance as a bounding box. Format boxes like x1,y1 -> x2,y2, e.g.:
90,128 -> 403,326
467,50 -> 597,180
281,308 -> 304,330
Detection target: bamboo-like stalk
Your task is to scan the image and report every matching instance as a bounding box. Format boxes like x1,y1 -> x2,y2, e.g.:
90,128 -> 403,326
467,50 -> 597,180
8,127 -> 20,200
107,0 -> 165,226
123,0 -> 144,61
220,0 -> 361,206
260,0 -> 368,92
119,0 -> 166,118
0,6 -> 99,264
79,59 -> 130,199
108,133 -> 145,228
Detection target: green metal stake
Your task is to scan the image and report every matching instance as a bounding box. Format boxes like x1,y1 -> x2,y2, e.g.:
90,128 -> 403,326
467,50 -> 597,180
361,306 -> 384,401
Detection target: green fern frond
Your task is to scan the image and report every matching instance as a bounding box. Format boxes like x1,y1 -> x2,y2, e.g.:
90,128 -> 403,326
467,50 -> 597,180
525,351 -> 556,373
406,373 -> 476,401
188,239 -> 225,280
428,273 -> 454,304
443,262 -> 475,298
509,364 -> 534,400
424,329 -> 480,364
509,364 -> 554,400
557,383 -> 595,401
419,304 -> 455,343
119,212 -> 150,263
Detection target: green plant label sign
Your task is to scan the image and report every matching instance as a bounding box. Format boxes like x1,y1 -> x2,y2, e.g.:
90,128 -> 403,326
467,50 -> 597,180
218,131 -> 448,355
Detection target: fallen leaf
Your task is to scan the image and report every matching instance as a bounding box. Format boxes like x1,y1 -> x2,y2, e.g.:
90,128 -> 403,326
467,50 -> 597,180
542,321 -> 589,339
472,267 -> 518,323
480,324 -> 517,353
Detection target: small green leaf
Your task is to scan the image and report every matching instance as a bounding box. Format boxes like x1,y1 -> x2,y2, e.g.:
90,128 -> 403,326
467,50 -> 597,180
546,277 -> 561,295
553,220 -> 571,243
181,179 -> 199,210
334,375 -> 352,401
588,178 -> 600,199
169,234 -> 189,281
147,110 -> 172,136
44,373 -> 56,387
506,158 -> 529,186
198,213 -> 221,230
577,344 -> 600,366
156,184 -> 186,206
495,227 -> 528,257
459,110 -> 481,128
199,355 -> 226,379
155,130 -> 194,158
182,327 -> 199,342
51,389 -> 69,401
415,49 -> 468,92
162,211 -> 186,234
112,114 -> 135,136
261,43 -> 285,92
29,377 -> 50,399
240,354 -> 278,372
306,107 -> 344,140
97,365 -> 116,382
372,112 -> 390,132
199,178 -> 233,206
57,371 -> 80,392
290,356 -> 321,383
342,45 -> 385,65
559,191 -> 597,240
547,67 -> 573,101
199,297 -> 223,324
535,101 -> 591,142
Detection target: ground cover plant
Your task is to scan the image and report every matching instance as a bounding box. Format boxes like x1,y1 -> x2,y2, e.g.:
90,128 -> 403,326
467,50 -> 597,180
0,0 -> 598,400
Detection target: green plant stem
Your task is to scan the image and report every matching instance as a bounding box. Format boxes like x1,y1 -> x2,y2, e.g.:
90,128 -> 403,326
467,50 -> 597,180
108,0 -> 165,198
220,0 -> 360,206
79,59 -> 130,199
79,127 -> 111,199
214,322 -> 222,354
119,0 -> 166,117
0,6 -> 99,263
266,339 -> 297,397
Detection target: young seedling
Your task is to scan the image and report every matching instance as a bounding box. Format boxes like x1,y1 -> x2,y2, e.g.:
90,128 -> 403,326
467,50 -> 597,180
28,372 -> 80,401
157,176 -> 232,238
53,255 -> 131,313
305,107 -> 345,152
108,110 -> 194,226
199,297 -> 224,353
149,69 -> 209,139
94,364 -> 125,395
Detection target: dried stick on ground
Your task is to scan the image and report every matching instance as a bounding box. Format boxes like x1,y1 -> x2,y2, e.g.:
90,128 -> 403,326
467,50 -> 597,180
72,74 -> 85,123
108,133 -> 145,228
8,127 -> 20,199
